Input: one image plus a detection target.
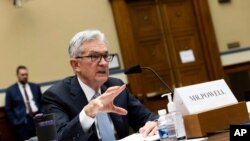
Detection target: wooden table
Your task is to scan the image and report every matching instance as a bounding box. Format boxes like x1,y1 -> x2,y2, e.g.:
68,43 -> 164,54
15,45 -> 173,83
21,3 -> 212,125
207,132 -> 229,141
186,132 -> 229,141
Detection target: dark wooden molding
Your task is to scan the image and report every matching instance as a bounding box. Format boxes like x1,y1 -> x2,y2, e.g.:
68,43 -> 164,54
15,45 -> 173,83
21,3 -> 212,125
193,0 -> 224,79
0,107 -> 16,141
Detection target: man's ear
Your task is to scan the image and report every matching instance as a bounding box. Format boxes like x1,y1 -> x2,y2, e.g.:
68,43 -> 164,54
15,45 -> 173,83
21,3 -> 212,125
69,59 -> 80,72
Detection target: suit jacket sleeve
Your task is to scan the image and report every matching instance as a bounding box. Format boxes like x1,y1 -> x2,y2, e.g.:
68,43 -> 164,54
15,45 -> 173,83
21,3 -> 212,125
5,87 -> 26,126
42,77 -> 98,141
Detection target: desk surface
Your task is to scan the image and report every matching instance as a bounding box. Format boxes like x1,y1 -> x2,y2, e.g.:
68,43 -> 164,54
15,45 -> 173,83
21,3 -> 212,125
207,132 -> 229,141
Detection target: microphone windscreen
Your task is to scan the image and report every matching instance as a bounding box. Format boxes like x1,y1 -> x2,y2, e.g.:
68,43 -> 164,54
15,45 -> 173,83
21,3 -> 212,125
124,64 -> 142,74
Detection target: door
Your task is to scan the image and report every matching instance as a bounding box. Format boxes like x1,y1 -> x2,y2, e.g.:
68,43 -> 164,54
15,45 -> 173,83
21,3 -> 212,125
159,0 -> 209,87
109,0 -> 223,112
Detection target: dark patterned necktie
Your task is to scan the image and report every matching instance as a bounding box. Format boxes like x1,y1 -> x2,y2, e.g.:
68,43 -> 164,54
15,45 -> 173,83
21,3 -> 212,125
22,85 -> 33,117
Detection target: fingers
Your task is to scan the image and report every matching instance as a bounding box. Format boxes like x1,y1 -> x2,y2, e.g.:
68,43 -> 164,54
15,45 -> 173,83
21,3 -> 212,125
98,84 -> 126,103
148,125 -> 158,136
84,98 -> 104,118
112,106 -> 128,115
85,84 -> 127,117
139,121 -> 158,137
105,84 -> 126,97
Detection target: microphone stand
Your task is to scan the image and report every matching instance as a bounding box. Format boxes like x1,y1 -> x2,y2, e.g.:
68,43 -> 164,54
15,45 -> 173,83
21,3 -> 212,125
140,66 -> 174,95
124,64 -> 174,99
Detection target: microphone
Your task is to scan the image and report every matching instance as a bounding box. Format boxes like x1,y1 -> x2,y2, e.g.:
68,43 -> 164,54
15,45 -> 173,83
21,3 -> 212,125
124,64 -> 174,95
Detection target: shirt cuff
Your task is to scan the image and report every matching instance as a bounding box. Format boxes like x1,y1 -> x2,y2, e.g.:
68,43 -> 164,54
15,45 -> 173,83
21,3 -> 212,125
79,107 -> 95,132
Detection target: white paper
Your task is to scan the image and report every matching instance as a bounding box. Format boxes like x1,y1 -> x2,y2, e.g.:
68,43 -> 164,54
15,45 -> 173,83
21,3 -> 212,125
187,137 -> 208,141
179,49 -> 195,63
117,133 -> 208,141
117,133 -> 159,141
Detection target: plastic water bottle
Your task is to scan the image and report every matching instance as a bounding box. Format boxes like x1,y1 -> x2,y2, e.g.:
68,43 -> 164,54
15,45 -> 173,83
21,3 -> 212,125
162,93 -> 187,140
157,109 -> 177,141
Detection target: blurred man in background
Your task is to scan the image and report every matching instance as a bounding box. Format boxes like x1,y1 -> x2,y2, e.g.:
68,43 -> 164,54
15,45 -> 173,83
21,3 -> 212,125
5,65 -> 43,141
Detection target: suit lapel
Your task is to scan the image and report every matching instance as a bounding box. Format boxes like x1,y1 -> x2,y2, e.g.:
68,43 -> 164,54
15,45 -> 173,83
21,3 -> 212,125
69,77 -> 89,111
100,85 -> 107,94
29,83 -> 37,100
14,83 -> 24,101
13,83 -> 27,117
14,83 -> 22,95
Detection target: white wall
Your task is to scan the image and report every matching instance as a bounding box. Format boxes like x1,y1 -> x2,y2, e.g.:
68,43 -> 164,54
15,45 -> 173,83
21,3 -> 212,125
208,0 -> 250,51
0,0 -> 123,89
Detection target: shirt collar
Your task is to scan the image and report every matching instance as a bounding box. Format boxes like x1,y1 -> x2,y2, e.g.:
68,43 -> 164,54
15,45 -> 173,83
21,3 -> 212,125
77,77 -> 101,102
17,82 -> 28,88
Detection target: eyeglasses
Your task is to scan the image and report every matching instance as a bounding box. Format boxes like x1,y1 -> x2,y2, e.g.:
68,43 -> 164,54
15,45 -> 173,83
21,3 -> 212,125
75,54 -> 114,62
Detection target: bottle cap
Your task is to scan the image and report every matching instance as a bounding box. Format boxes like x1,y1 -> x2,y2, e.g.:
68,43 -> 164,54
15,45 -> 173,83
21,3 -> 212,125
158,109 -> 167,116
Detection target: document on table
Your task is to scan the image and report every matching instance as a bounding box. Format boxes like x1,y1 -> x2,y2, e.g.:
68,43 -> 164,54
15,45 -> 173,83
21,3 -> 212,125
117,133 -> 159,141
117,133 -> 208,141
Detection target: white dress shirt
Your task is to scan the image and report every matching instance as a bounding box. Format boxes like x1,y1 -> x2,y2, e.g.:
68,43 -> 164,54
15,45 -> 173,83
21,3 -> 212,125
18,82 -> 38,114
77,77 -> 116,139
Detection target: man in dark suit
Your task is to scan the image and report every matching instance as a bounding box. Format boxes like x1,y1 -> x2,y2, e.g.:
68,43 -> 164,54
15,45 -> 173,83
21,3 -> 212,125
43,30 -> 159,141
5,65 -> 43,141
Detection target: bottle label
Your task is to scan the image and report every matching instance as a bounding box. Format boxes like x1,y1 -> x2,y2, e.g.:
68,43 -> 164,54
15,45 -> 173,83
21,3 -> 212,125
159,127 -> 169,138
158,124 -> 176,139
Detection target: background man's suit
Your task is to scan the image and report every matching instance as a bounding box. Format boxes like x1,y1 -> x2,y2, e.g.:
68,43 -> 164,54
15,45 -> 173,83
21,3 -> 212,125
5,82 -> 43,141
43,76 -> 158,141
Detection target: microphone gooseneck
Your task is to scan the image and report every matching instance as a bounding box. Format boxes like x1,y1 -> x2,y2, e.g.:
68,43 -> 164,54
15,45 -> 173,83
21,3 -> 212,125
124,64 -> 174,94
141,66 -> 174,94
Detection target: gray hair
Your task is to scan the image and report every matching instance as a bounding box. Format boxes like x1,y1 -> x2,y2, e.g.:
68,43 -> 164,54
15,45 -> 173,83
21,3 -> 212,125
68,30 -> 108,57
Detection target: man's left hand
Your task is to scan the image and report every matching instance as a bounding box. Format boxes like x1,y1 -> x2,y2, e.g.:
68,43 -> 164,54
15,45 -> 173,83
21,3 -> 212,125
139,121 -> 158,137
